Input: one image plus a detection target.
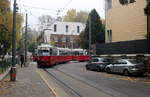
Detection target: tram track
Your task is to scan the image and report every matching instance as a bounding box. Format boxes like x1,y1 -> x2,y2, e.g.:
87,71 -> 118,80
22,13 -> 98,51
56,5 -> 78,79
44,68 -> 83,97
44,68 -> 114,97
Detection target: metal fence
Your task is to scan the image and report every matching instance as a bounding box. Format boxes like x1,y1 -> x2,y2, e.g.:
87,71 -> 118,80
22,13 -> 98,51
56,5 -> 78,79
96,39 -> 150,55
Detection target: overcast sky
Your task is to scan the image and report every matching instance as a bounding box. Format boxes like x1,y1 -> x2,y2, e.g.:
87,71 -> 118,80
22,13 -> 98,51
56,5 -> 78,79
10,0 -> 105,29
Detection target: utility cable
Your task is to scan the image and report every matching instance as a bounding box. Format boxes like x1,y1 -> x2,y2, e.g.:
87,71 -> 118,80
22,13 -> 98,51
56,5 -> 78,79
60,0 -> 73,11
18,4 -> 57,12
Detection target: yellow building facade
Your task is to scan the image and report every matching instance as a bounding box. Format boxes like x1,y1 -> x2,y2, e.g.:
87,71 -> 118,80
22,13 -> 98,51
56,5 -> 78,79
106,0 -> 147,43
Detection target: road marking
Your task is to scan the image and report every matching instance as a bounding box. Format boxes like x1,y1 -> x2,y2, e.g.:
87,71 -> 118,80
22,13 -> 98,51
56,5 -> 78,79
36,69 -> 60,97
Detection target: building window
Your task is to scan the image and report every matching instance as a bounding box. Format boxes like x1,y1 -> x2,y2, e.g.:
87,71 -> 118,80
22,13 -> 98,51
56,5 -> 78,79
130,0 -> 136,3
77,26 -> 80,33
54,24 -> 57,32
62,36 -> 66,42
119,0 -> 136,5
147,0 -> 150,4
58,37 -> 62,42
51,37 -> 54,41
106,0 -> 112,10
66,25 -> 69,32
66,37 -> 70,42
54,37 -> 58,42
107,29 -> 112,42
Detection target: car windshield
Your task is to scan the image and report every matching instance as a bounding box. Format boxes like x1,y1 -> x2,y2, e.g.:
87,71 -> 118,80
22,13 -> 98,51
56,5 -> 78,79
38,50 -> 49,56
91,58 -> 104,62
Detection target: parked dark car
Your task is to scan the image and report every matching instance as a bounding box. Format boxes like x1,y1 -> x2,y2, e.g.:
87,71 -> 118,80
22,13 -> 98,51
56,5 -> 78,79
105,59 -> 146,76
86,57 -> 112,71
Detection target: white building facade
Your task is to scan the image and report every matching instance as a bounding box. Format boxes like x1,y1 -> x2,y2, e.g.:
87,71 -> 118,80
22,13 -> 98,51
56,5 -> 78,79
39,21 -> 85,48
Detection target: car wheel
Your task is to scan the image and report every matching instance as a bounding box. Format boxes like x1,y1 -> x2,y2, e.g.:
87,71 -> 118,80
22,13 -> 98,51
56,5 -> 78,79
97,66 -> 101,72
123,70 -> 129,76
86,66 -> 90,70
106,68 -> 111,73
37,64 -> 41,68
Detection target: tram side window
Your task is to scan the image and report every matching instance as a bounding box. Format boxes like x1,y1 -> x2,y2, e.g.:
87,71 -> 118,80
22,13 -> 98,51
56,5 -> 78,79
74,51 -> 79,56
79,52 -> 84,55
52,49 -> 57,56
59,50 -> 64,56
62,51 -> 67,56
71,52 -> 74,56
49,48 -> 52,55
67,51 -> 71,56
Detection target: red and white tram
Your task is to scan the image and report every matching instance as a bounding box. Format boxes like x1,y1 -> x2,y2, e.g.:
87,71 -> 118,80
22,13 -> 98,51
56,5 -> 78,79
37,44 -> 89,67
37,44 -> 55,67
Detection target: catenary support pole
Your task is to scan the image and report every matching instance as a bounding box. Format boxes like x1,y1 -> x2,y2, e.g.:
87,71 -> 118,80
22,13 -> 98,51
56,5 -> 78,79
89,13 -> 91,56
10,0 -> 17,81
25,13 -> 28,66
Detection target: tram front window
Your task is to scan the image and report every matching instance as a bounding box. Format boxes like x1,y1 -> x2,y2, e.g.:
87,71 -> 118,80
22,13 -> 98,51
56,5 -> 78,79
38,50 -> 50,56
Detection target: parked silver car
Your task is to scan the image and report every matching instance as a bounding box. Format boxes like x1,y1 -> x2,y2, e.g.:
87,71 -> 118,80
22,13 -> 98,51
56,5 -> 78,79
105,59 -> 146,76
86,57 -> 111,71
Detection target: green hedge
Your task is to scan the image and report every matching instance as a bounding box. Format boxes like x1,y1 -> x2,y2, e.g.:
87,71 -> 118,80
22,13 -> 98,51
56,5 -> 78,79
0,58 -> 11,74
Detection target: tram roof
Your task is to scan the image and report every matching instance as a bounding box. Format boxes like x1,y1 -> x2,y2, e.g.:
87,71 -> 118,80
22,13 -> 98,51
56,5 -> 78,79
72,48 -> 85,51
57,47 -> 71,51
38,44 -> 53,48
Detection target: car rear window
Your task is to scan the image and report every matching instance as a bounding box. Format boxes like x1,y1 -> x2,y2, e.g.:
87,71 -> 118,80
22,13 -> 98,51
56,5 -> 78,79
128,59 -> 139,64
92,59 -> 99,62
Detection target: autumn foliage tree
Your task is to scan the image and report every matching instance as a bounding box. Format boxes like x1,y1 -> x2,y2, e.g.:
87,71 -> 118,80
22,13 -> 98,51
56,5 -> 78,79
0,0 -> 23,58
63,9 -> 77,22
0,0 -> 12,57
63,9 -> 88,23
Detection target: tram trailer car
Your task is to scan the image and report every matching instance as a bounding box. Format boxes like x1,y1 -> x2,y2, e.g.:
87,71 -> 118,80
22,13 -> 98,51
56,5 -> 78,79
72,49 -> 90,62
56,48 -> 72,64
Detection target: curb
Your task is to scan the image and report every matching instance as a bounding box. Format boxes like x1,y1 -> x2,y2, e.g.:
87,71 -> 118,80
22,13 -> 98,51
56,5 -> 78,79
0,67 -> 11,81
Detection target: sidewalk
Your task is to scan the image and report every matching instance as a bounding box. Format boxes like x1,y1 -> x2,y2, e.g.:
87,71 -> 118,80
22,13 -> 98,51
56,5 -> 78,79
0,62 -> 52,97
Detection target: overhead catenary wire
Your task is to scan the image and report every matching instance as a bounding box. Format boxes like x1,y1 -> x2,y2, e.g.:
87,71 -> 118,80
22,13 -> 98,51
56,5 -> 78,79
17,0 -> 74,30
59,0 -> 73,11
17,0 -> 73,16
18,4 -> 57,12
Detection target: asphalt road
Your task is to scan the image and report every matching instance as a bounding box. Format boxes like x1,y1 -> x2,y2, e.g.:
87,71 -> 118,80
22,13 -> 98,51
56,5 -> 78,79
46,61 -> 150,97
